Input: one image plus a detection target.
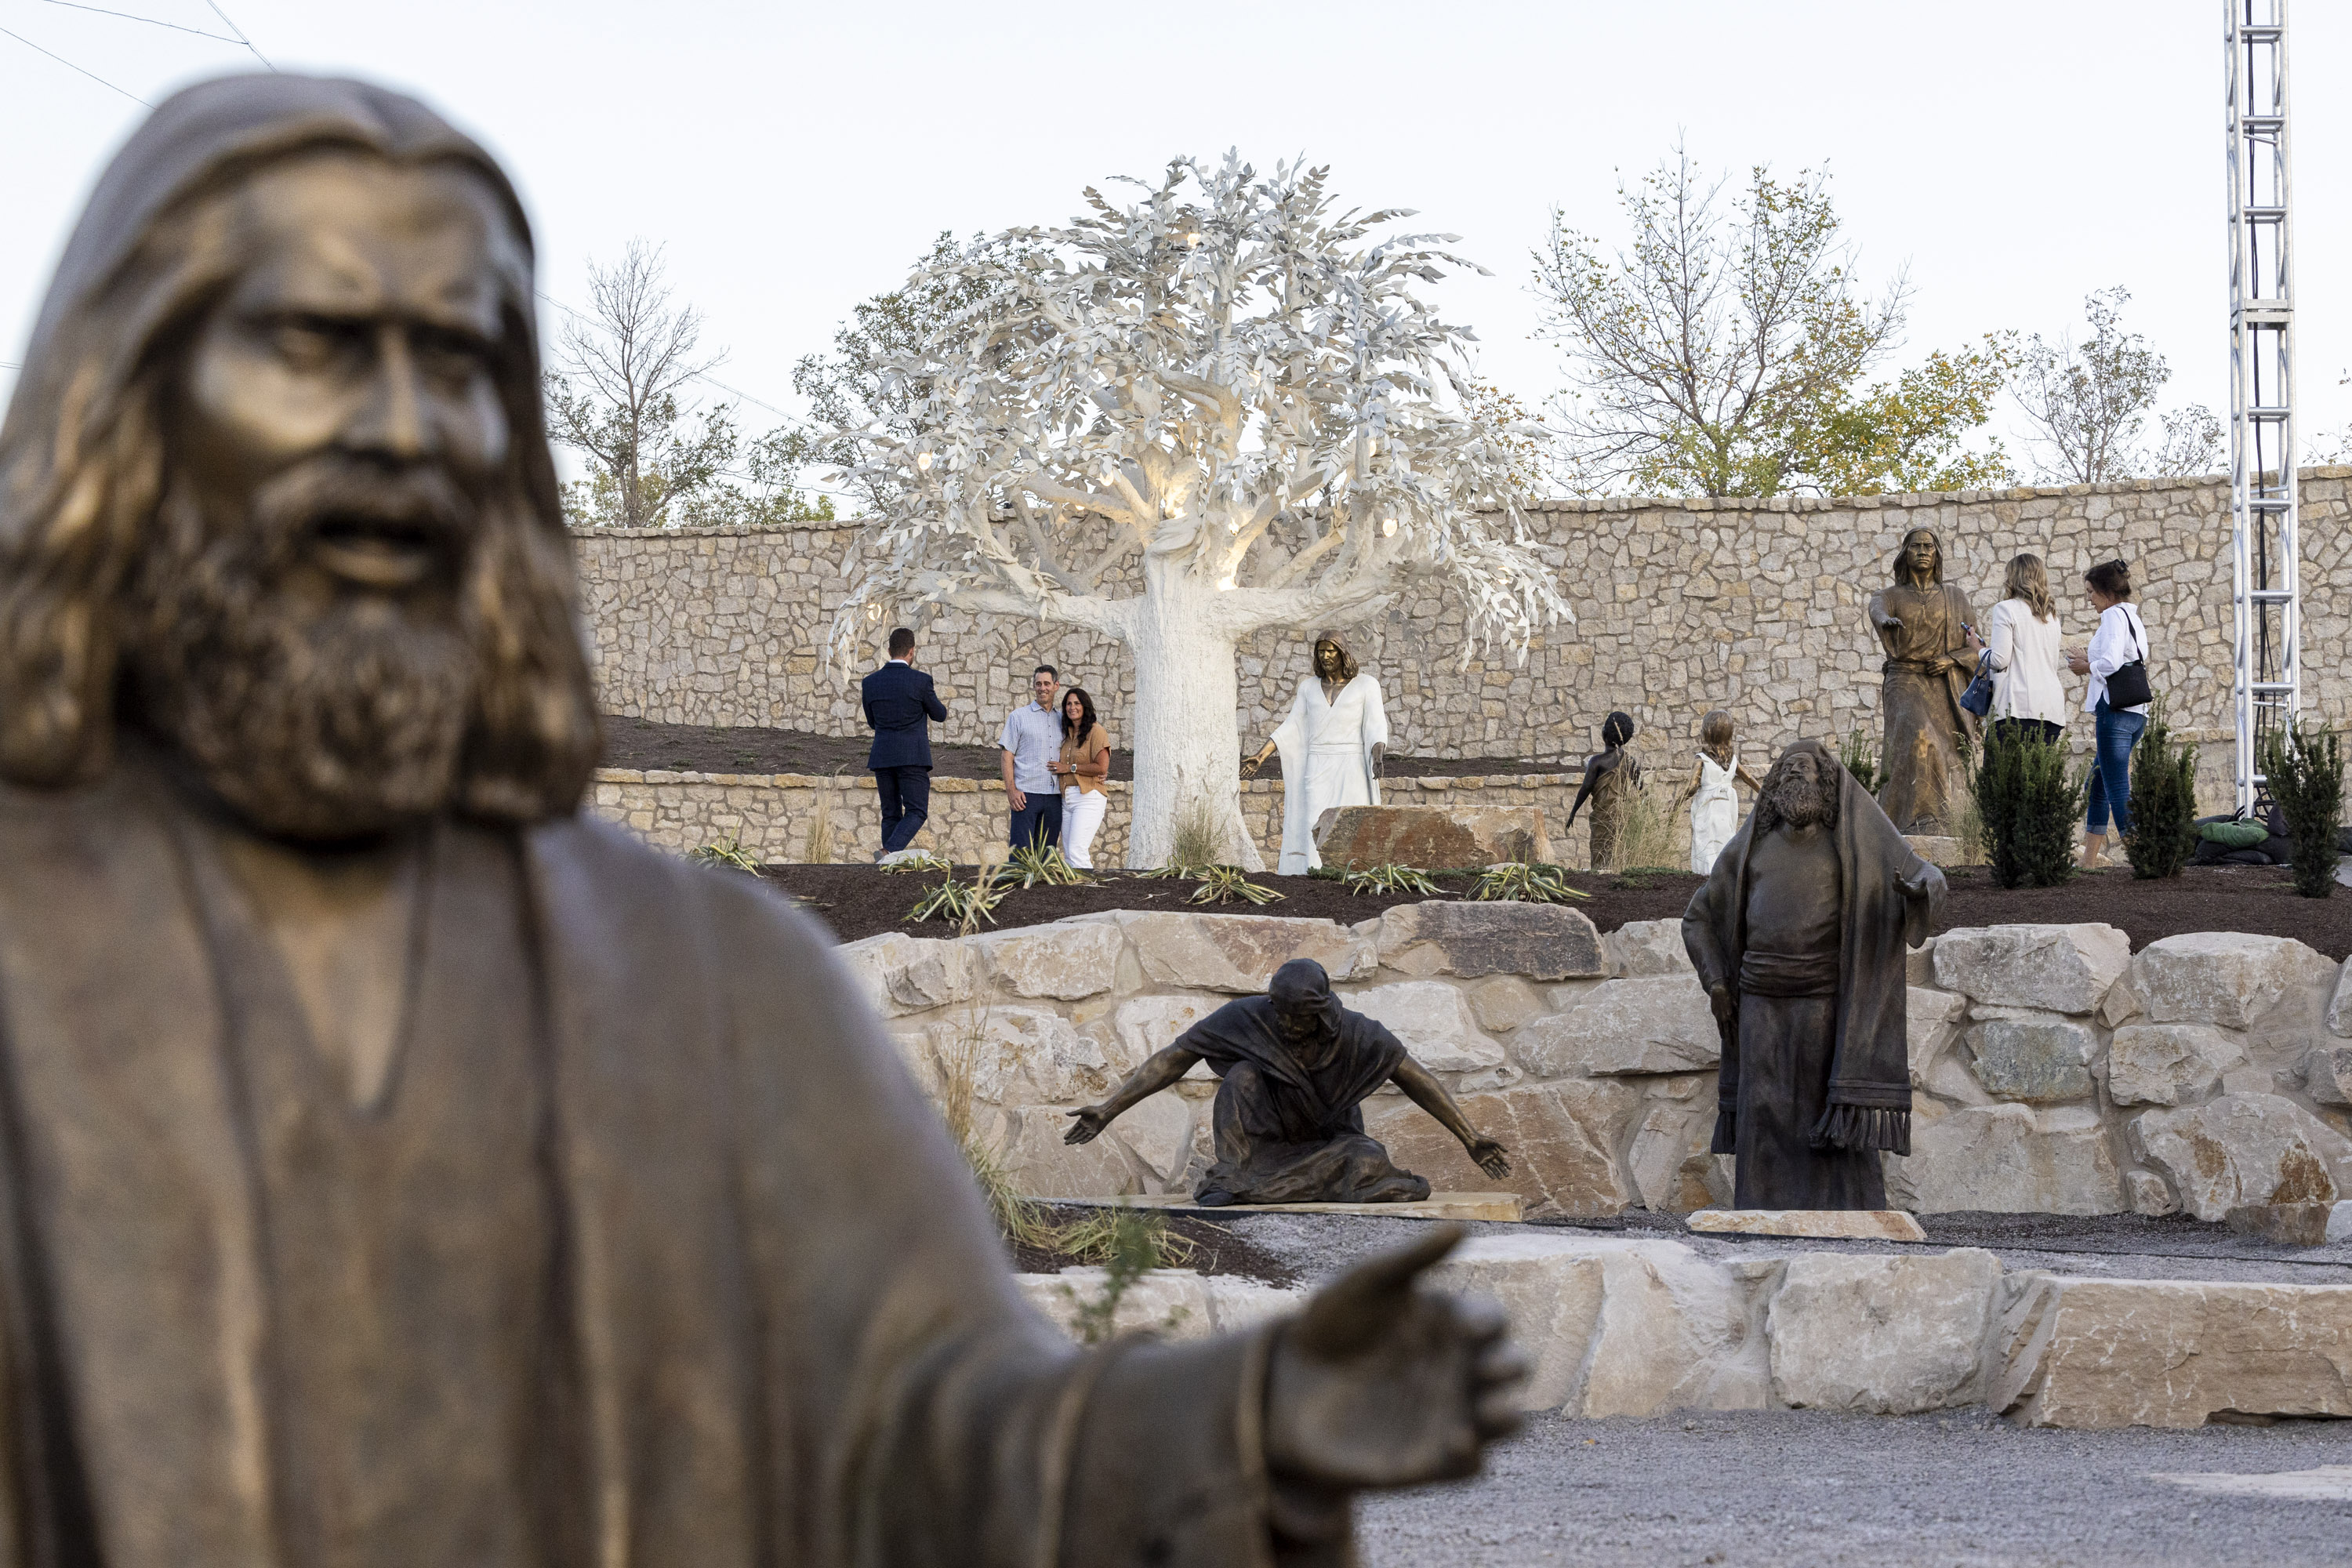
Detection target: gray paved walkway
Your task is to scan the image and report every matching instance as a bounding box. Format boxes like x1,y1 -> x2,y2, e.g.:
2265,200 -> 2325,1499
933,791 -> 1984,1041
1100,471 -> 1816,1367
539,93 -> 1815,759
1360,1408 -> 2352,1566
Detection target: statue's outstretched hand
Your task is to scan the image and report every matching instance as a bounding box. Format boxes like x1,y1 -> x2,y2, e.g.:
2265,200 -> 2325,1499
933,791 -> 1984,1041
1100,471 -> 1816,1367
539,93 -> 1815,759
1063,1106 -> 1111,1145
1240,755 -> 1263,779
1465,1136 -> 1512,1180
1265,1226 -> 1525,1491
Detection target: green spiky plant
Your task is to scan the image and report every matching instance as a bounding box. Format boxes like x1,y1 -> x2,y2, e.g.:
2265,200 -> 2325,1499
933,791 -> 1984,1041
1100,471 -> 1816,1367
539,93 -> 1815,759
2122,708 -> 2199,880
1468,862 -> 1589,903
908,866 -> 1011,934
1338,863 -> 1442,896
2261,720 -> 2344,899
995,837 -> 1089,890
1185,866 -> 1285,906
691,835 -> 763,876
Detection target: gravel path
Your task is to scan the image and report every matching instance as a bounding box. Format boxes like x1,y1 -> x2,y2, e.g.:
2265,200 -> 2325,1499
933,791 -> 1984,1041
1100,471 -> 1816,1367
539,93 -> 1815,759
1359,1408 -> 2352,1566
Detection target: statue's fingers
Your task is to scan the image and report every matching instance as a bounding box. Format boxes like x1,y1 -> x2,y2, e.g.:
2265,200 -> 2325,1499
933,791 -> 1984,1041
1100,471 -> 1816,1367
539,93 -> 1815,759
1474,1385 -> 1528,1443
1293,1225 -> 1465,1355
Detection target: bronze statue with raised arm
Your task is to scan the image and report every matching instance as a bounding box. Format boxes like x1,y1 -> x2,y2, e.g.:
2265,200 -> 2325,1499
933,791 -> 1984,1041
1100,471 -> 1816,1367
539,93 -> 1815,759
1068,958 -> 1512,1205
0,73 -> 1524,1568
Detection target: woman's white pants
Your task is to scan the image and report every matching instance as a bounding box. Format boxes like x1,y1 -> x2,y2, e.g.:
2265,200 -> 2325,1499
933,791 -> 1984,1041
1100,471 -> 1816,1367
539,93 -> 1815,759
1061,786 -> 1108,868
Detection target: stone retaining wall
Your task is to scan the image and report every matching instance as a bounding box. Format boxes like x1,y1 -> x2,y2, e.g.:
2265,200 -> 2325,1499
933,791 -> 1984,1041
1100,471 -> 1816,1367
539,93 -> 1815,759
591,769 -> 1607,868
1015,1236 -> 2352,1429
574,468 -> 2352,809
839,902 -> 2352,1225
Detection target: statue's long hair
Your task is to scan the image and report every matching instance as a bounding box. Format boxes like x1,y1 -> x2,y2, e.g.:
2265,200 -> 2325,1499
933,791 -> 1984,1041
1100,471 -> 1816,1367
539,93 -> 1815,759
0,129 -> 599,822
1312,633 -> 1359,684
1892,529 -> 1945,589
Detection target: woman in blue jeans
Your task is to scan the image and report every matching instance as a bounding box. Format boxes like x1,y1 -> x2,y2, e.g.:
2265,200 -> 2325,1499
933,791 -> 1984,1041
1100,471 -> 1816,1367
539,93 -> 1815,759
2066,559 -> 2151,869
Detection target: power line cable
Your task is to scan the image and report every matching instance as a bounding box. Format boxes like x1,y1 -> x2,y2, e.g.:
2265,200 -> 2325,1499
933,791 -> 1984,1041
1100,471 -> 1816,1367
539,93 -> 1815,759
0,21 -> 151,104
35,0 -> 240,43
201,0 -> 270,70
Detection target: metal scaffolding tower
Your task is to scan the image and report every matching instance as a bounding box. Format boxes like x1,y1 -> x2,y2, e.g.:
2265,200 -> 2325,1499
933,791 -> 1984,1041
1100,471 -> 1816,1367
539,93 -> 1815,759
2227,0 -> 2297,810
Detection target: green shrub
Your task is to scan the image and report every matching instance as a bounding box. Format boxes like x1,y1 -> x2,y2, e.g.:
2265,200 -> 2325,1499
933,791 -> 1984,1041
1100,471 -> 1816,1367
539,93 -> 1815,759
1970,729 -> 2085,889
2260,720 -> 2344,899
2122,711 -> 2199,880
1338,863 -> 1441,896
1468,862 -> 1589,903
1838,726 -> 1881,796
1185,866 -> 1284,906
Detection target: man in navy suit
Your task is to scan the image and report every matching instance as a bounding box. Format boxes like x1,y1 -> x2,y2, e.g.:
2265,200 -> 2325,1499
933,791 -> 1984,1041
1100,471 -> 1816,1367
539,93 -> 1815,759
862,627 -> 947,858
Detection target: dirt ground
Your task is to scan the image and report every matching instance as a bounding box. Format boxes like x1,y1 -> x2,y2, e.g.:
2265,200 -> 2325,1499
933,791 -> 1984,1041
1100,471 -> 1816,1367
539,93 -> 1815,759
601,718 -> 1581,782
1009,1202 -> 1303,1284
760,859 -> 2352,956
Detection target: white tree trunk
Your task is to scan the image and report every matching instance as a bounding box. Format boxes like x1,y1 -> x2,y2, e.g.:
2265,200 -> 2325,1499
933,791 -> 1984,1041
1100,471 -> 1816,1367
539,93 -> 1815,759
1123,578 -> 1261,870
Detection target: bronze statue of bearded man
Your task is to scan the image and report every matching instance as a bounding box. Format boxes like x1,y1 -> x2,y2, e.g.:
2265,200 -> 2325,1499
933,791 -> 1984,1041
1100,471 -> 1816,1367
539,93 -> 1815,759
0,74 -> 1523,1568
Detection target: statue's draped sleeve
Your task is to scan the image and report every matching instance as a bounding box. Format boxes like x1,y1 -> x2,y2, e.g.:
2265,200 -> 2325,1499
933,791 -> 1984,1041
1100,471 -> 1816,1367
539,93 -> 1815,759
692,849 -> 1312,1566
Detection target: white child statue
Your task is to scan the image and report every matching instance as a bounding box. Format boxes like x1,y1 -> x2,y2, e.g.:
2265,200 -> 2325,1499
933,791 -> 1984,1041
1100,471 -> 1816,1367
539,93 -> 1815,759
1675,710 -> 1763,874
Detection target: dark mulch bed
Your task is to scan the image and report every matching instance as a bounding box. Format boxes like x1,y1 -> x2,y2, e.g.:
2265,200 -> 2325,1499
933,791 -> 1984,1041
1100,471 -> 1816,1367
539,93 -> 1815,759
601,718 -> 1576,782
763,860 -> 2352,957
1010,1202 -> 1302,1285
764,864 -> 1692,944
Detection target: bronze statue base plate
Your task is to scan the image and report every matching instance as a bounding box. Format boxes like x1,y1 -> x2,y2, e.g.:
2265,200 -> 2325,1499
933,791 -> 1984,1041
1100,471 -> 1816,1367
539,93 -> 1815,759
1097,1192 -> 1524,1222
1686,1209 -> 1927,1241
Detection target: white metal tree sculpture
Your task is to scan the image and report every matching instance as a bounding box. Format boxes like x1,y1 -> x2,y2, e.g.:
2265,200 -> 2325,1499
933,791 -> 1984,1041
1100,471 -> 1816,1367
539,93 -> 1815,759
827,155 -> 1571,868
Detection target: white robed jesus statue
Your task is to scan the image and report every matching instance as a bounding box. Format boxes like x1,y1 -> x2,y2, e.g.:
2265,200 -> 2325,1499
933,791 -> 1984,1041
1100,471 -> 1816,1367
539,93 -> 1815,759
1244,633 -> 1389,873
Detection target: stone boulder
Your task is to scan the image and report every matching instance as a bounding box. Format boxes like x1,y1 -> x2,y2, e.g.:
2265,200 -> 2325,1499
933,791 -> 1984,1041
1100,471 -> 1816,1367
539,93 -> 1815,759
1572,1240 -> 1769,1417
2107,1023 -> 2247,1107
1512,975 -> 1719,1078
1374,901 -> 1606,981
1312,804 -> 1551,869
1114,912 -> 1376,993
1342,981 -> 1507,1073
1995,1275 -> 2352,1427
1109,993 -> 1225,1076
836,931 -> 980,1017
1605,919 -> 1694,978
1891,1103 -> 2126,1214
1964,1018 -> 2096,1102
1364,1080 -> 1634,1218
2304,1044 -> 2352,1108
1428,1236 -> 1607,1410
1463,976 -> 1548,1035
1016,1269 -> 1305,1343
1624,1092 -> 1727,1213
922,1007 -> 1118,1105
2329,960 -> 2352,1037
1931,924 -> 2129,1015
2127,1093 -> 2352,1221
1907,987 -> 1970,1088
1766,1250 -> 2003,1414
967,918 -> 1126,1000
2130,932 -> 2333,1030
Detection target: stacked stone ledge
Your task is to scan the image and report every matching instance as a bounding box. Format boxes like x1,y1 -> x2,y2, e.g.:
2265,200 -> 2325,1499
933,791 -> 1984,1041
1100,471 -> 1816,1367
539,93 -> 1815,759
840,902 -> 2352,1226
874,902 -> 2352,1431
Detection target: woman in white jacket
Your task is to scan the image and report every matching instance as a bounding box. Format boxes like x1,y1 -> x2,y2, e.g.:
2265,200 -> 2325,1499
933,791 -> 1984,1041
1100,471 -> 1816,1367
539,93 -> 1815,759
2065,559 -> 2153,869
1964,554 -> 2072,746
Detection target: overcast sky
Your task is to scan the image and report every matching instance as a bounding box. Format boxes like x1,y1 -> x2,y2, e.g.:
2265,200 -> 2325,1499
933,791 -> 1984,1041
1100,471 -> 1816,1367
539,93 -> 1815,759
5,0 -> 2347,496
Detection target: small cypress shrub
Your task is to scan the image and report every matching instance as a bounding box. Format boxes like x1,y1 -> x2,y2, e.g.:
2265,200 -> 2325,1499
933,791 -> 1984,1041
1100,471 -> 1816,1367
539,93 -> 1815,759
2122,710 -> 2199,880
1971,729 -> 2087,889
2260,720 -> 2345,899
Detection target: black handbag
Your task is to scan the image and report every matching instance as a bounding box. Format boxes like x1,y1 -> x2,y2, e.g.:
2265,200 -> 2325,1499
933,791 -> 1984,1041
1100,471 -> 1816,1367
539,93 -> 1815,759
2103,609 -> 2153,710
1959,652 -> 1995,717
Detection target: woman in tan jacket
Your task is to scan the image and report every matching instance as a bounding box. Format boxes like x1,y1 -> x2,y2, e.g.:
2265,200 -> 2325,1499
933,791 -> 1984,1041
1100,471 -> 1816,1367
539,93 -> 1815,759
1048,687 -> 1114,868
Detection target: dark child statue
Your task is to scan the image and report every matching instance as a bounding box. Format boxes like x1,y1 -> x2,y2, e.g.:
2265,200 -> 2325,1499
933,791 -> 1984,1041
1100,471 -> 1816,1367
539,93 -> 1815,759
1067,959 -> 1512,1204
0,73 -> 1523,1567
1681,741 -> 1946,1209
1867,528 -> 1980,833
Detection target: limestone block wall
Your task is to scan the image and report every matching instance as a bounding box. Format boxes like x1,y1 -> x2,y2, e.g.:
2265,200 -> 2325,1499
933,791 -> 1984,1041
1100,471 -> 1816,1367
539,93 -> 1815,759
573,467 -> 2352,810
836,902 -> 2352,1225
590,769 -> 1610,868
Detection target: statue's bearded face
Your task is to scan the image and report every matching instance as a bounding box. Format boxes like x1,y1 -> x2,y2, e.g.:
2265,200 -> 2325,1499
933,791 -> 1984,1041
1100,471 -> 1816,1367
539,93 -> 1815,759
1764,751 -> 1833,829
1314,641 -> 1341,678
129,152 -> 520,839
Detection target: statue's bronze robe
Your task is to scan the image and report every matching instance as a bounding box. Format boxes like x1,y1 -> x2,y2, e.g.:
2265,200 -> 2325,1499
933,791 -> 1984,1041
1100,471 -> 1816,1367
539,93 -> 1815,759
1681,742 -> 1944,1210
1867,579 -> 1978,833
0,760 -> 1299,1567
